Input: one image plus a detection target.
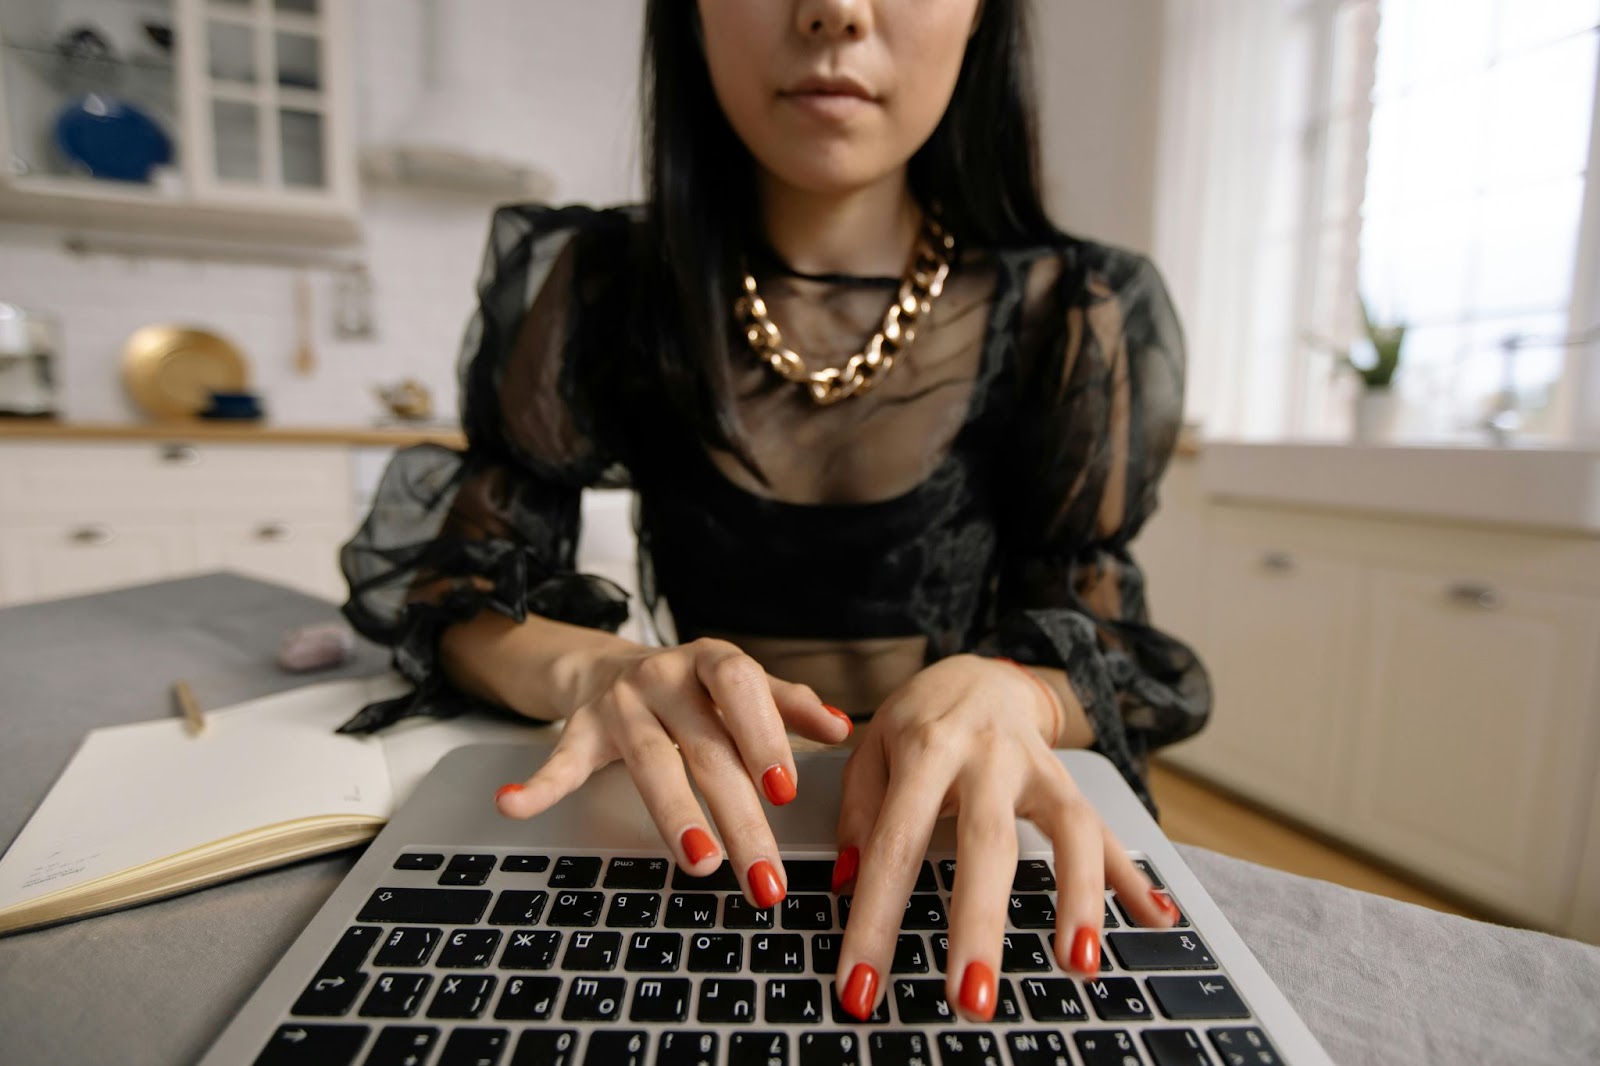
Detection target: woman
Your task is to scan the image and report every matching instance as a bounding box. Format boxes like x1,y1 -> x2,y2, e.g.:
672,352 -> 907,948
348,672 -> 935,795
341,0 -> 1209,1025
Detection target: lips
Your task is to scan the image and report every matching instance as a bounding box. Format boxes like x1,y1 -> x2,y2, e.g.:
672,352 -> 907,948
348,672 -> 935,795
780,74 -> 877,101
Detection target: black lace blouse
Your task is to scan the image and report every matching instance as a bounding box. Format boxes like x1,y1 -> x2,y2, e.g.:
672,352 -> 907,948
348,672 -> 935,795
339,203 -> 1210,813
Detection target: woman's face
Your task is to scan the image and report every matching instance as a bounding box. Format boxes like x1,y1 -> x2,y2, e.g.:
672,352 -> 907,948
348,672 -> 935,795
698,0 -> 982,195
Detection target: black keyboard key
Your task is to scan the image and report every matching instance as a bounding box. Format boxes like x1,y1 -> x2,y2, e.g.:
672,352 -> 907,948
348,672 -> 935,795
724,895 -> 774,929
1108,931 -> 1217,971
935,1031 -> 1005,1065
393,853 -> 443,871
361,1025 -> 438,1066
1018,976 -> 1089,1022
359,973 -> 431,1018
892,979 -> 955,1023
868,1032 -> 935,1066
291,968 -> 369,1017
561,975 -> 625,1021
1135,858 -> 1164,888
323,925 -> 382,972
1014,860 -> 1055,891
936,859 -> 958,891
828,980 -> 888,1024
510,1029 -> 578,1066
1075,1030 -> 1141,1066
488,890 -> 547,926
811,933 -> 841,975
688,932 -> 743,972
1114,891 -> 1190,928
995,979 -> 1023,1024
1209,1026 -> 1284,1065
1104,901 -> 1120,929
252,1023 -> 367,1066
606,892 -> 661,928
1085,976 -> 1152,1021
1000,933 -> 1051,972
838,895 -> 852,927
446,853 -> 496,873
929,934 -> 949,973
358,888 -> 490,925
751,932 -> 806,973
494,975 -> 560,1021
499,854 -> 549,874
892,933 -> 930,973
426,974 -> 496,1019
630,977 -> 692,1022
730,1033 -> 789,1066
548,856 -> 602,888
546,890 -> 604,927
436,1027 -> 508,1066
625,931 -> 683,972
1147,975 -> 1249,1020
698,977 -> 758,1022
1005,1030 -> 1073,1066
786,860 -> 835,892
665,892 -> 719,928
764,978 -> 825,1023
373,926 -> 440,968
438,870 -> 491,887
799,1032 -> 863,1066
913,861 -> 937,892
1008,894 -> 1055,930
672,860 -> 739,891
903,894 -> 948,930
584,1031 -> 648,1066
1144,1028 -> 1212,1066
780,894 -> 833,930
604,856 -> 670,889
657,1030 -> 718,1066
561,930 -> 622,970
498,929 -> 560,970
437,929 -> 501,968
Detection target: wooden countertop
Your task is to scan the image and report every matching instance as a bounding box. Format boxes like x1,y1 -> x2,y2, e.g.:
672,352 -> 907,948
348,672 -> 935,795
0,420 -> 467,449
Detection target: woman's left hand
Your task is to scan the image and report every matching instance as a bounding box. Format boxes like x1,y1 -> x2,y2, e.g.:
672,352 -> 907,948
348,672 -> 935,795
830,654 -> 1179,1022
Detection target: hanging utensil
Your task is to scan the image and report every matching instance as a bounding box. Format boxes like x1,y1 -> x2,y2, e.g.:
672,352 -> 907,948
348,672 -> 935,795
293,272 -> 315,375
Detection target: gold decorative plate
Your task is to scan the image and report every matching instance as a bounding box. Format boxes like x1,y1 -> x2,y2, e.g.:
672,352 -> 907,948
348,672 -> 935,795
122,326 -> 250,420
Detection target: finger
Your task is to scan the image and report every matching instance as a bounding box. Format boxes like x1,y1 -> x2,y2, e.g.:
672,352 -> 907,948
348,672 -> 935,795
944,757 -> 1020,1021
692,641 -> 801,807
495,709 -> 613,820
767,674 -> 854,744
1104,829 -> 1179,928
836,741 -> 957,1020
1028,774 -> 1105,977
833,733 -> 889,892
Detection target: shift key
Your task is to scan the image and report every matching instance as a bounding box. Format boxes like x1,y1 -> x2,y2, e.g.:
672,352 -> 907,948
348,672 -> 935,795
357,887 -> 491,924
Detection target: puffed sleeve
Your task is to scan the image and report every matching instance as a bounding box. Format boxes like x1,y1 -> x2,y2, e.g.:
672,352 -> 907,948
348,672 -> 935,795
336,204 -> 635,733
971,246 -> 1211,813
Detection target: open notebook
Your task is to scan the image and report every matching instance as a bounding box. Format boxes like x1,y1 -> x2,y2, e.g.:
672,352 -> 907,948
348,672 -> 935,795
0,675 -> 537,937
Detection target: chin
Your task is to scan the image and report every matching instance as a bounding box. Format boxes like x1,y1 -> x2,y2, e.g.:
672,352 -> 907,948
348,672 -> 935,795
755,143 -> 907,197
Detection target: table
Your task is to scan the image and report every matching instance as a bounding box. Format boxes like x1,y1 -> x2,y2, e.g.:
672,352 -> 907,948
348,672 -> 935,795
1,574 -> 1598,1065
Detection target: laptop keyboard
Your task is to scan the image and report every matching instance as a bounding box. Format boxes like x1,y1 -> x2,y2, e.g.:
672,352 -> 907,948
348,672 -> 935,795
251,850 -> 1285,1066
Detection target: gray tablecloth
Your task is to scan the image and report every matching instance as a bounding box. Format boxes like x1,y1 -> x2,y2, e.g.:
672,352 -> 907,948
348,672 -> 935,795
1,574 -> 1598,1066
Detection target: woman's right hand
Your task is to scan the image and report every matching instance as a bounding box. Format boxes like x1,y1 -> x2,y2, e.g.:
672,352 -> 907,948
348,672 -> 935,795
494,637 -> 853,909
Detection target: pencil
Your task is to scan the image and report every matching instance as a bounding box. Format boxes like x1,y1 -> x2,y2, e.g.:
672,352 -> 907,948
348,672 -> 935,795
172,680 -> 206,736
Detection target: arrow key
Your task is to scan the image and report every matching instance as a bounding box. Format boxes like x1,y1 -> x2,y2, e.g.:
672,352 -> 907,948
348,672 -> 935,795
1147,975 -> 1250,1020
251,1023 -> 367,1066
1208,1025 -> 1284,1065
362,1026 -> 439,1066
290,966 -> 368,1017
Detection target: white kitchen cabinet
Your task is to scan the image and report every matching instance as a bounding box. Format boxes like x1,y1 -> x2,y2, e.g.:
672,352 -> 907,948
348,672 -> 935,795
193,518 -> 349,602
0,521 -> 194,601
1345,570 -> 1600,928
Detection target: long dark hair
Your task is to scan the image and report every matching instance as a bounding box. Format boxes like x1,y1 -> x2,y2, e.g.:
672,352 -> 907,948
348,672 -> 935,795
634,0 -> 1058,482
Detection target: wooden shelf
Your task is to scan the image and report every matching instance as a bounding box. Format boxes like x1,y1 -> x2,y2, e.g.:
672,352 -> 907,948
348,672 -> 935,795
0,420 -> 464,449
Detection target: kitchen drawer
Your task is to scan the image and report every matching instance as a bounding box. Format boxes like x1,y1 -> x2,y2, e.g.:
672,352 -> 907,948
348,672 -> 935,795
0,522 -> 196,606
193,520 -> 352,603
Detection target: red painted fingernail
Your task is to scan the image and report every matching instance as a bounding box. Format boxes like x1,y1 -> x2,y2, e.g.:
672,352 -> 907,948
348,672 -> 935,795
762,764 -> 797,806
681,827 -> 717,865
1069,926 -> 1100,975
748,859 -> 785,909
1152,889 -> 1180,922
824,704 -> 854,736
831,846 -> 859,893
959,960 -> 996,1020
494,783 -> 523,803
842,962 -> 879,1020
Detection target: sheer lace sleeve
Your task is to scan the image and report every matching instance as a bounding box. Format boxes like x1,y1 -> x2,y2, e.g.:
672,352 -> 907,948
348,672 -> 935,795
972,247 -> 1211,812
337,204 -> 634,733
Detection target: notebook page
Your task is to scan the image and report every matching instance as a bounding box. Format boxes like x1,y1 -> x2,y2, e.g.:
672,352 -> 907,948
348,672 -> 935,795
0,677 -> 397,912
378,711 -> 547,808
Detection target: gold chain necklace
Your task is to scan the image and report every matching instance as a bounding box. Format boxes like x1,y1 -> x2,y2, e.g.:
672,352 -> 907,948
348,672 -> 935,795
735,214 -> 956,406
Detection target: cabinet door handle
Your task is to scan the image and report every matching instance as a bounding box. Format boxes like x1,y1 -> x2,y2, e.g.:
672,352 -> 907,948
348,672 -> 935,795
68,524 -> 114,546
1448,583 -> 1501,610
254,522 -> 290,541
1260,551 -> 1295,574
160,443 -> 201,466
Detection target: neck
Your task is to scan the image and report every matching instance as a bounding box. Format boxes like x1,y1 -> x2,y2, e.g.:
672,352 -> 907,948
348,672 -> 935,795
757,170 -> 921,277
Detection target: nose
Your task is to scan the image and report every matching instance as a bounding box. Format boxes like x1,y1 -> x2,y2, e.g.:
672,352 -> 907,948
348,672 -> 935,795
796,0 -> 872,41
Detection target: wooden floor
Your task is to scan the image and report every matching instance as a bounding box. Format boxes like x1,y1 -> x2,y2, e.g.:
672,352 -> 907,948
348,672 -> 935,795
1148,758 -> 1484,920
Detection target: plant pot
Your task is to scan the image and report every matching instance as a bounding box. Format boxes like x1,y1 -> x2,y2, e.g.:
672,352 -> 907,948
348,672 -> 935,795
1352,388 -> 1399,443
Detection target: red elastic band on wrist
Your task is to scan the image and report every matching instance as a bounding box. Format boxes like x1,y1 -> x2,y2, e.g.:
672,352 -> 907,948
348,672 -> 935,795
991,656 -> 1065,747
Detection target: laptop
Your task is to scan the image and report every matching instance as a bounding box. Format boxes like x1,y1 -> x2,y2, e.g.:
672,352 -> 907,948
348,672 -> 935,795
199,743 -> 1334,1066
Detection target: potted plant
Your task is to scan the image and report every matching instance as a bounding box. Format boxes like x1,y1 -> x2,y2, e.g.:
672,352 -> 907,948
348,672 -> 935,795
1308,297 -> 1407,442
